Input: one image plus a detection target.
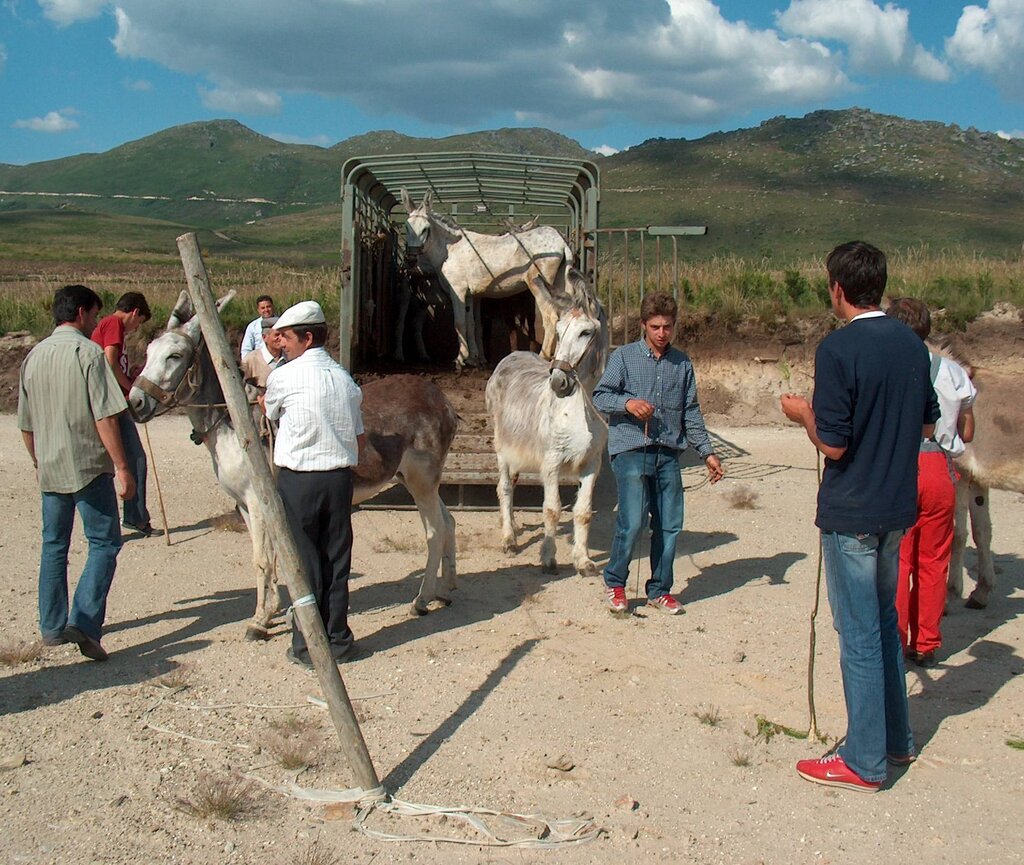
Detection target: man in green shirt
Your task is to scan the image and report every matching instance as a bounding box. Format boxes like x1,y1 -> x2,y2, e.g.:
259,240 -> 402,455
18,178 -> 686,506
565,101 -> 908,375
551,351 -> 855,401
18,285 -> 136,662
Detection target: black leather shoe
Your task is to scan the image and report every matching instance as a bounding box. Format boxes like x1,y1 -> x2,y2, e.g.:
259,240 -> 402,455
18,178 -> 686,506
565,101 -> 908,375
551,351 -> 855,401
122,521 -> 154,537
61,626 -> 109,661
41,633 -> 67,647
286,648 -> 313,670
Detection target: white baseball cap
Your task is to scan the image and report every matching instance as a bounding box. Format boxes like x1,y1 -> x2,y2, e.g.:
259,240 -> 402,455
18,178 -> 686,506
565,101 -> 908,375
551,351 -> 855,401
275,300 -> 326,329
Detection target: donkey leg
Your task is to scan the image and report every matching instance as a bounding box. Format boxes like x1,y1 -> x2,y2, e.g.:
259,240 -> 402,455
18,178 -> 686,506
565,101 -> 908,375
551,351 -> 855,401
244,506 -> 276,641
540,460 -> 562,574
439,501 -> 457,597
965,485 -> 994,610
571,464 -> 600,578
948,479 -> 969,603
450,291 -> 471,370
496,453 -> 518,554
405,470 -> 449,616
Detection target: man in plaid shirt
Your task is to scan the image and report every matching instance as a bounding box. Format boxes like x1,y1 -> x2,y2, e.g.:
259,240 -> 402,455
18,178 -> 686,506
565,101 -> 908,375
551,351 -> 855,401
593,291 -> 724,615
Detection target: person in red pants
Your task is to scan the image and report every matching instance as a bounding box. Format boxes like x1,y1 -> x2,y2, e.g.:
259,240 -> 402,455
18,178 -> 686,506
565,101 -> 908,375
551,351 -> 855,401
886,298 -> 976,667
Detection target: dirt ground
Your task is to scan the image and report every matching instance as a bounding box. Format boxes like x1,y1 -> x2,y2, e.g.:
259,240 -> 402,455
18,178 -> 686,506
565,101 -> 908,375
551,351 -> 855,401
0,309 -> 1022,864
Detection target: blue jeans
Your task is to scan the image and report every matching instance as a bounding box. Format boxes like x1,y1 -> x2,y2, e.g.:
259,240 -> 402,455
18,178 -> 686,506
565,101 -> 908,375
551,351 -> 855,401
39,473 -> 123,642
604,446 -> 684,599
822,529 -> 913,782
118,411 -> 150,527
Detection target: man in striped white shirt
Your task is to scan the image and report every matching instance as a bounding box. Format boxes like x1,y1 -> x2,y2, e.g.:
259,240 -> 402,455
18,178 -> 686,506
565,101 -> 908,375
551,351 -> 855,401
263,301 -> 364,668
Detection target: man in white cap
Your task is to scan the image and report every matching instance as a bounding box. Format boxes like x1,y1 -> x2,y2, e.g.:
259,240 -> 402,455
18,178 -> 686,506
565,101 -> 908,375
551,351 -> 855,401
262,300 -> 364,668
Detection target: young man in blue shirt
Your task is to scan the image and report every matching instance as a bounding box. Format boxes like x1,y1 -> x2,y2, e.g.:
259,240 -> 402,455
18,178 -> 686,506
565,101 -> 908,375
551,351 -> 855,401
781,241 -> 940,792
593,291 -> 724,616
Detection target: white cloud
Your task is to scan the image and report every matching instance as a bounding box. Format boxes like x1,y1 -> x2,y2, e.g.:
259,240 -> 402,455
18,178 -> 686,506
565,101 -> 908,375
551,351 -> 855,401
593,144 -> 620,156
93,0 -> 852,129
199,85 -> 282,115
996,129 -> 1023,139
37,0 -> 106,26
947,0 -> 1024,101
776,0 -> 950,81
13,109 -> 80,132
124,77 -> 153,91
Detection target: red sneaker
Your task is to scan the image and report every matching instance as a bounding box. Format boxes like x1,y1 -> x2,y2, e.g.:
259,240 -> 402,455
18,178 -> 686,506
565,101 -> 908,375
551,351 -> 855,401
647,594 -> 685,615
605,586 -> 628,613
796,752 -> 881,793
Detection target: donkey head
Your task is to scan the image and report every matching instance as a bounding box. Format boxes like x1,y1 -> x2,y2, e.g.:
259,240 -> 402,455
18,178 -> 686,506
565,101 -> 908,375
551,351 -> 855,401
129,289 -> 235,422
549,306 -> 605,398
401,187 -> 434,252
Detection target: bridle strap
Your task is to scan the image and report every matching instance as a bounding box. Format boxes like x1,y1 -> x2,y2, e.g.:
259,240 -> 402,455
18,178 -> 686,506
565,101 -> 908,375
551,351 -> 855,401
134,374 -> 177,407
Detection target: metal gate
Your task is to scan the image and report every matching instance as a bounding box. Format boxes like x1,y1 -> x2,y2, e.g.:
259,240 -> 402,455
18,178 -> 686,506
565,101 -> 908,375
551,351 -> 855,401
595,224 -> 707,346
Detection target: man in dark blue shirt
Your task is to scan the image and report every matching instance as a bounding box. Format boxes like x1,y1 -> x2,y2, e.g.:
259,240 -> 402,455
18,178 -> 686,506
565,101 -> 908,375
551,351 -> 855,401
781,241 -> 939,793
593,291 -> 723,616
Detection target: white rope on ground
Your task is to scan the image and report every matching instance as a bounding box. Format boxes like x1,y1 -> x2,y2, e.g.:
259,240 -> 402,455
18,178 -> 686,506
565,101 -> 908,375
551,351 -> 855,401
260,780 -> 600,849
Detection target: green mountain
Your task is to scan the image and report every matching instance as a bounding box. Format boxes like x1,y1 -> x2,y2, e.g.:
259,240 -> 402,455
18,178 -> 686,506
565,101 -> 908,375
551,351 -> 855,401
601,108 -> 1024,259
1,109 -> 1021,263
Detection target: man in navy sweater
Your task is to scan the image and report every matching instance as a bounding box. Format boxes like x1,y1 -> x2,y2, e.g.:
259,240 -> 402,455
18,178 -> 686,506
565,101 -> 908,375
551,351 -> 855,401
781,241 -> 939,793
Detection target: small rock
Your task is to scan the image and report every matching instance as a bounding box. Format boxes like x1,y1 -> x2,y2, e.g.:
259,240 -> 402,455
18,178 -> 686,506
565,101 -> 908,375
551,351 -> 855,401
0,752 -> 27,772
733,651 -> 746,663
546,754 -> 575,772
92,711 -> 104,719
614,795 -> 639,811
223,841 -> 235,854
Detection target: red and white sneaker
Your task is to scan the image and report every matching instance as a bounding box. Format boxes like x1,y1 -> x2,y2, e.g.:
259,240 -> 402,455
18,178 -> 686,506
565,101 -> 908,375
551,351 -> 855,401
796,752 -> 882,793
647,594 -> 685,615
605,586 -> 628,613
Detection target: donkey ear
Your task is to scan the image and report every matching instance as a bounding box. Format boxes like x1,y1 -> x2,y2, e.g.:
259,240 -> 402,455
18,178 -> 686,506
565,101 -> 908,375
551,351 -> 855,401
167,289 -> 192,331
215,289 -> 236,312
400,187 -> 414,212
422,189 -> 433,209
181,313 -> 203,344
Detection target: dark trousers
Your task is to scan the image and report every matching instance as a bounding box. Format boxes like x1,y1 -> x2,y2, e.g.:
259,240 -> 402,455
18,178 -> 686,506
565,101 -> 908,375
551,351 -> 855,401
277,466 -> 354,662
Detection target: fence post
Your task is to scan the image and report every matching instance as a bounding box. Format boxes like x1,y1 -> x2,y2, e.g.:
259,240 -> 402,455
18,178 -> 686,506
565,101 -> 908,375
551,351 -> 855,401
176,231 -> 381,795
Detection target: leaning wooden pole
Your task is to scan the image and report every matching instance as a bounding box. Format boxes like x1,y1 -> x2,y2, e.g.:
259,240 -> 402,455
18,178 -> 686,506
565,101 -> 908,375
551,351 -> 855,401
176,232 -> 381,796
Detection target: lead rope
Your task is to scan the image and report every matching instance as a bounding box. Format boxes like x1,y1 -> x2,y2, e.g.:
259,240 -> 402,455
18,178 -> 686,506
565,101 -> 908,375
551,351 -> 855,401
806,450 -> 823,740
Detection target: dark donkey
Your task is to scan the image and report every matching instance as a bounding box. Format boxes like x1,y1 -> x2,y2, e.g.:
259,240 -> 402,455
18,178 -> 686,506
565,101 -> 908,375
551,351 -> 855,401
129,290 -> 459,636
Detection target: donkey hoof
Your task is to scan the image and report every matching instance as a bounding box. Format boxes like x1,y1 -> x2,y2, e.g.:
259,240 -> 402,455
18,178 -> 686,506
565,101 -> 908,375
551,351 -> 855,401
244,624 -> 271,642
502,540 -> 518,555
541,561 -> 559,575
410,600 -> 429,617
576,560 -> 598,578
965,595 -> 987,610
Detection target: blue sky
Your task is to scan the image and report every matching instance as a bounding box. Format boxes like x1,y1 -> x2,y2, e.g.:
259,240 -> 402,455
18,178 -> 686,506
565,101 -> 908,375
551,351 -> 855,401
1,0 -> 1022,165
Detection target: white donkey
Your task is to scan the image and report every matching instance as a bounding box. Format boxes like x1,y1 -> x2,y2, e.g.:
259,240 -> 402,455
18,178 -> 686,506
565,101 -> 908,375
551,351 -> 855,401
129,291 -> 459,636
948,364 -> 1024,609
401,188 -> 574,368
486,269 -> 609,575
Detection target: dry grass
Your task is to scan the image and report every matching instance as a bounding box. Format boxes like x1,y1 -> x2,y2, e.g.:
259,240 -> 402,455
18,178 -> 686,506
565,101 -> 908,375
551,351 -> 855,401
269,714 -> 314,734
294,841 -> 338,865
0,640 -> 44,667
724,484 -> 759,510
176,772 -> 263,822
695,705 -> 723,727
730,750 -> 752,767
372,534 -> 423,554
265,715 -> 320,770
265,732 -> 318,770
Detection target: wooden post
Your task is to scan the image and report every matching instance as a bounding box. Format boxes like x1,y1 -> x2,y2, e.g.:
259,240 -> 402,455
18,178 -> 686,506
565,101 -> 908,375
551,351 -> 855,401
176,232 -> 381,795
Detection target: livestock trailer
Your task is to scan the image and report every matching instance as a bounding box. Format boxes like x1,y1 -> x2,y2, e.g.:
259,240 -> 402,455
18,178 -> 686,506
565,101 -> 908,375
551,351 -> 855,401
338,151 -> 600,372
